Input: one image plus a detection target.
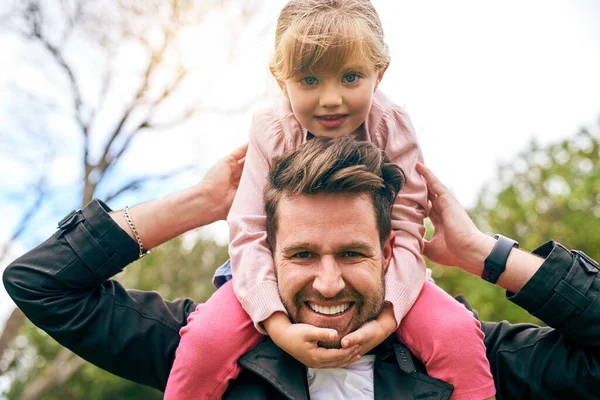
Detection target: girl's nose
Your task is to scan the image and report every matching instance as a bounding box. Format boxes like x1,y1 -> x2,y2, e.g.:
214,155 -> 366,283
319,87 -> 343,108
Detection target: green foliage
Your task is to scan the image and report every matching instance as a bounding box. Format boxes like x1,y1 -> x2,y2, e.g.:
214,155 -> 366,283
429,128 -> 599,325
473,129 -> 599,261
2,234 -> 229,400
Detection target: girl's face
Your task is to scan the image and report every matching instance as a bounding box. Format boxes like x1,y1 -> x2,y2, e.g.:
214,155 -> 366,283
280,65 -> 387,138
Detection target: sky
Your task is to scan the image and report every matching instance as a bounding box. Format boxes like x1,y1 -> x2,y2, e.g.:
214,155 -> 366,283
1,0 -> 599,329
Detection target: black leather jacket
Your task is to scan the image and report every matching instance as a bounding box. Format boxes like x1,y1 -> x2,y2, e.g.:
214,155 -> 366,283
4,200 -> 600,399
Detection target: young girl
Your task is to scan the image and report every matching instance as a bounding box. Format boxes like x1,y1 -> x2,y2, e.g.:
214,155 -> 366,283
165,1 -> 496,399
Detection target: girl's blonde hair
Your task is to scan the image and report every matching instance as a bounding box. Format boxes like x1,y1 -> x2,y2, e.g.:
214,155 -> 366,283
269,0 -> 390,81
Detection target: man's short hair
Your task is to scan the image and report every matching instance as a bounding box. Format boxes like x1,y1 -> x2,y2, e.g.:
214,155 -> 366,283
265,136 -> 405,250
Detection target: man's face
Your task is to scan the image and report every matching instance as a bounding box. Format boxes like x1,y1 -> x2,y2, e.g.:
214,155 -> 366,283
273,192 -> 393,348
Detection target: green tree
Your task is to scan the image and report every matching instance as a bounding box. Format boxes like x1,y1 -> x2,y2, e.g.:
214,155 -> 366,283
430,128 -> 599,324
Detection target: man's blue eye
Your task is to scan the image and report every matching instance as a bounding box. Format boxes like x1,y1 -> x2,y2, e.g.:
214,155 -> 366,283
295,252 -> 312,259
344,251 -> 362,257
343,73 -> 360,83
302,77 -> 318,85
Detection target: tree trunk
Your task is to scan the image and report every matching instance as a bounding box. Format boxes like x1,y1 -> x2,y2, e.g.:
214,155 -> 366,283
0,308 -> 25,358
18,348 -> 86,400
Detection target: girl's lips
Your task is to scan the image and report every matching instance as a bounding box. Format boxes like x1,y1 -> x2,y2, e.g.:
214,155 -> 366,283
316,115 -> 348,129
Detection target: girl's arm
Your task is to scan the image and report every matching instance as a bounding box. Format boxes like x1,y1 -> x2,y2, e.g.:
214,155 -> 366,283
379,107 -> 429,325
227,110 -> 287,327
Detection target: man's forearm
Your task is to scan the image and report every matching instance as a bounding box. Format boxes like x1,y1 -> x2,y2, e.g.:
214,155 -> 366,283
111,183 -> 221,250
463,234 -> 544,293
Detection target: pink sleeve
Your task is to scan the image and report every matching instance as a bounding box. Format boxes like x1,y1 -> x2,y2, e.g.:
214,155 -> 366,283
227,110 -> 289,332
376,107 -> 429,327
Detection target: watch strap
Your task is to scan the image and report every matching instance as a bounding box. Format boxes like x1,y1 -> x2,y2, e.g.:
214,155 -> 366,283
482,234 -> 519,283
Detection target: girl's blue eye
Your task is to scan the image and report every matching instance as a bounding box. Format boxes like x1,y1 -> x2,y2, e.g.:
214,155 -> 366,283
301,77 -> 318,86
343,73 -> 360,83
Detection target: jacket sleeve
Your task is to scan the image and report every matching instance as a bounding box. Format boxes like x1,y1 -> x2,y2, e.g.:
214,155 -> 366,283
376,107 -> 429,326
2,200 -> 198,392
481,241 -> 600,399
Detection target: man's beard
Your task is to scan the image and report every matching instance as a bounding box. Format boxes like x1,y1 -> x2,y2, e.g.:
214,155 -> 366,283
280,275 -> 385,349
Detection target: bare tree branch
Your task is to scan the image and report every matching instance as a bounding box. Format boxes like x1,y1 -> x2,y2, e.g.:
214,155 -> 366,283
96,28 -> 176,177
0,178 -> 47,264
0,308 -> 25,364
58,0 -> 84,47
104,163 -> 196,203
25,9 -> 87,137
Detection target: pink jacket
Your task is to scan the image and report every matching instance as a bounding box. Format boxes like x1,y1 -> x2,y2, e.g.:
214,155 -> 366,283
228,90 -> 428,332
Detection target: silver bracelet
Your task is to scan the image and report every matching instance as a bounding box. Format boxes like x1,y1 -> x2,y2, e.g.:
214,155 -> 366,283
123,206 -> 149,258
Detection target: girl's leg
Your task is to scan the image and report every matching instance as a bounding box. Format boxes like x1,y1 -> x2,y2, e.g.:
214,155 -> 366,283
164,280 -> 263,400
396,281 -> 496,400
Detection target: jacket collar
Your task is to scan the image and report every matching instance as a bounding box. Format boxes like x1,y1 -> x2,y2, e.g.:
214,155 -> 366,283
238,338 -> 453,399
239,339 -> 309,400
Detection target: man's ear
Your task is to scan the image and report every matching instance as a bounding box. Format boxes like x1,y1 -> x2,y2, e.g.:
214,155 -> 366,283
374,62 -> 389,92
382,231 -> 395,272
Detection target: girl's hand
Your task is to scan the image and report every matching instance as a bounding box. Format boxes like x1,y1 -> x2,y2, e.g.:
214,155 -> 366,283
340,304 -> 396,355
200,143 -> 248,222
263,312 -> 362,368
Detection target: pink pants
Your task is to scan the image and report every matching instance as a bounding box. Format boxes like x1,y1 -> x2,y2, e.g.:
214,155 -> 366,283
164,280 -> 495,400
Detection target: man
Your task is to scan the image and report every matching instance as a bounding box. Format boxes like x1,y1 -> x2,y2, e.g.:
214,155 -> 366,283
4,137 -> 600,399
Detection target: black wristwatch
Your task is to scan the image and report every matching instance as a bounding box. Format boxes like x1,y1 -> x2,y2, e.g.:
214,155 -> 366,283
481,234 -> 519,283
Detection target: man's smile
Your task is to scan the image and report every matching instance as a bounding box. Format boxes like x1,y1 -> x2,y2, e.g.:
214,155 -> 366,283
307,301 -> 353,316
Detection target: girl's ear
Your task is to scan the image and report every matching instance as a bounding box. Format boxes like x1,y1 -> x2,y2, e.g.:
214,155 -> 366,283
277,80 -> 289,98
374,62 -> 389,92
271,67 -> 289,97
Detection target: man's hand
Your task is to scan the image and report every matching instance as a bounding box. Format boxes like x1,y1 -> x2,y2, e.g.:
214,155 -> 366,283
416,163 -> 493,275
339,304 -> 396,355
200,143 -> 247,222
263,312 -> 362,368
111,144 -> 247,250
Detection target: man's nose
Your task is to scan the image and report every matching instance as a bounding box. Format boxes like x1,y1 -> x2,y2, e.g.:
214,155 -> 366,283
312,256 -> 345,298
319,85 -> 343,108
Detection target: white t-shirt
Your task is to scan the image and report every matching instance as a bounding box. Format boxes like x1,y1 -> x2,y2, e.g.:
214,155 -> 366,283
307,355 -> 376,399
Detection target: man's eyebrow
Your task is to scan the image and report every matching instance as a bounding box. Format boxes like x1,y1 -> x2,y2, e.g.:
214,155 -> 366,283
281,243 -> 318,254
340,242 -> 376,252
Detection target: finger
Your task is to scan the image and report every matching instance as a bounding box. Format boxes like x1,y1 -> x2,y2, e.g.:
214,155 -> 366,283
428,207 -> 442,225
319,353 -> 361,369
237,156 -> 246,166
229,143 -> 249,161
311,345 -> 359,364
326,345 -> 361,365
303,327 -> 339,343
416,162 -> 449,197
341,329 -> 367,348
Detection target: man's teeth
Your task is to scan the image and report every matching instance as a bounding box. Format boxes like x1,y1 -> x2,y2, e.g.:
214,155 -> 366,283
309,303 -> 350,315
